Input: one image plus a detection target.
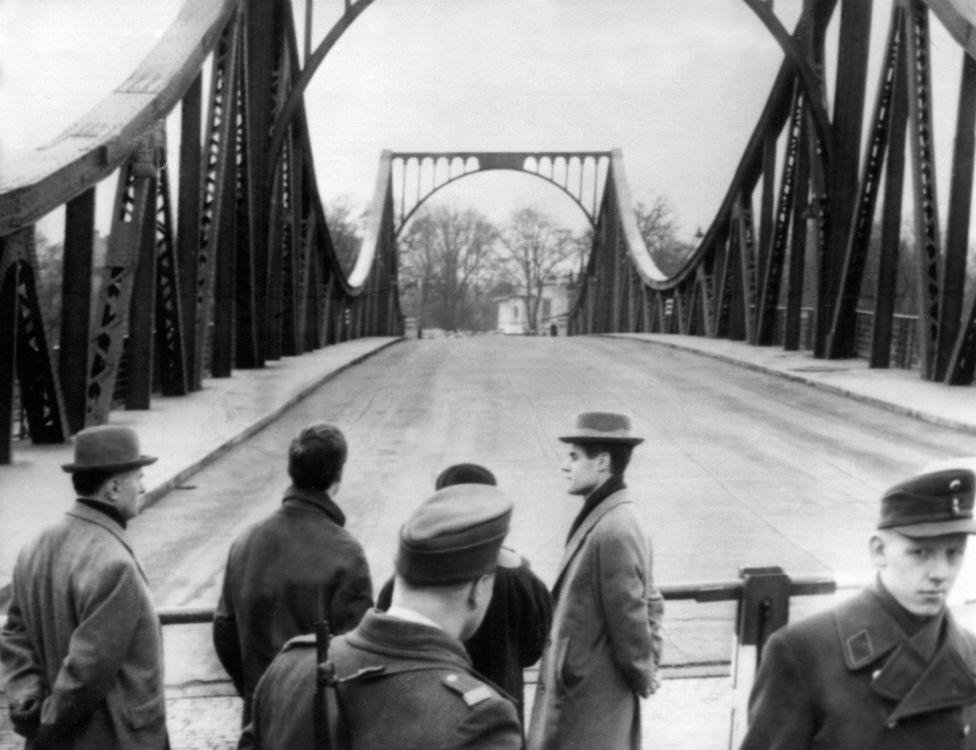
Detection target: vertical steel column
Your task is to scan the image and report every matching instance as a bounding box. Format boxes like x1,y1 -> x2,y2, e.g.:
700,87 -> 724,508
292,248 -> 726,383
86,161 -> 153,424
904,0 -> 942,380
61,188 -> 96,432
936,51 -> 976,381
827,7 -> 903,359
814,0 -> 871,357
178,74 -> 203,390
154,155 -> 188,396
0,243 -> 18,464
125,146 -> 159,411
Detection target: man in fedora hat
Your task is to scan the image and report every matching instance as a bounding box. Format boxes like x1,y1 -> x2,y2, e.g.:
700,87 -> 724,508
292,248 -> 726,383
740,466 -> 976,750
0,425 -> 168,749
528,412 -> 664,750
240,483 -> 521,750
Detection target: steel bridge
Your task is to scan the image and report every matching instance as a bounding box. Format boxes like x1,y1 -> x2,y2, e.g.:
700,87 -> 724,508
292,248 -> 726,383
4,0 -> 976,465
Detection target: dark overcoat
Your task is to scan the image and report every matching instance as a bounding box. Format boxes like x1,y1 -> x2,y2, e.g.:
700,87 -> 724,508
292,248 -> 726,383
239,610 -> 522,750
527,489 -> 664,750
0,503 -> 167,750
739,586 -> 976,750
213,486 -> 373,713
376,547 -> 552,720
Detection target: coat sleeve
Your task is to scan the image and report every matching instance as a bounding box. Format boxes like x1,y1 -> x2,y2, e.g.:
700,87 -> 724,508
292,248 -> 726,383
213,549 -> 246,695
40,557 -> 146,732
0,598 -> 48,707
512,562 -> 552,668
738,630 -> 815,750
328,543 -> 375,635
595,523 -> 658,697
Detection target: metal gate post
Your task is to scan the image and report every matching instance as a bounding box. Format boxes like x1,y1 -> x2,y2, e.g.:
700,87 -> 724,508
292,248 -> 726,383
728,566 -> 791,749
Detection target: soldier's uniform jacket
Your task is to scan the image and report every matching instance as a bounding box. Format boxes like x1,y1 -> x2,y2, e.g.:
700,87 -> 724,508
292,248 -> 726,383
740,583 -> 976,750
239,610 -> 521,750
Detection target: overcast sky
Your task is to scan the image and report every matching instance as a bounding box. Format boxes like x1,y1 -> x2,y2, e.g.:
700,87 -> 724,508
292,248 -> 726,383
0,0 -> 968,240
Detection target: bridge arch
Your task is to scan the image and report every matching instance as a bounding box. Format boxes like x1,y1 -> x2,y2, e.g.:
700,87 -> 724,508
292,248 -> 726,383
390,151 -> 610,236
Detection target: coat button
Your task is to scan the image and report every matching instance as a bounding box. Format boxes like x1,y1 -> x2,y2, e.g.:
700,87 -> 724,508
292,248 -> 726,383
963,724 -> 971,737
886,721 -> 897,730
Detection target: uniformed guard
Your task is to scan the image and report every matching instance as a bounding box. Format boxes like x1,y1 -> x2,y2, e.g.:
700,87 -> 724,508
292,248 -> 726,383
740,466 -> 976,750
239,483 -> 522,750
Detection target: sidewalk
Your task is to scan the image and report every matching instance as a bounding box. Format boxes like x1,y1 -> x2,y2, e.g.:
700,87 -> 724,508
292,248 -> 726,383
0,336 -> 402,600
603,333 -> 976,435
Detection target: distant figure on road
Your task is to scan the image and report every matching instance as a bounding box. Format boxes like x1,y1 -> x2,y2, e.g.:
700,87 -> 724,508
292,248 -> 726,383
740,467 -> 976,750
0,425 -> 168,749
240,483 -> 522,750
528,412 -> 664,750
376,462 -> 552,720
213,422 -> 373,724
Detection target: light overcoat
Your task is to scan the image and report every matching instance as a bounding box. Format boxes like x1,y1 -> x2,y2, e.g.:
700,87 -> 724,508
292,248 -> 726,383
0,503 -> 167,750
528,489 -> 663,750
739,586 -> 976,750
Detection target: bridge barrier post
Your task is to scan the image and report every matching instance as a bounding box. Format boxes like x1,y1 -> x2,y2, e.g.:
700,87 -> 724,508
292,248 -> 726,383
728,566 -> 791,749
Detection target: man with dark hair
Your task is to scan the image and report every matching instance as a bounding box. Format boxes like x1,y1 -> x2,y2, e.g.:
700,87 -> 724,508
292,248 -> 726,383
0,425 -> 167,749
528,412 -> 664,750
739,467 -> 976,750
240,484 -> 522,750
377,462 -> 552,719
213,422 -> 373,724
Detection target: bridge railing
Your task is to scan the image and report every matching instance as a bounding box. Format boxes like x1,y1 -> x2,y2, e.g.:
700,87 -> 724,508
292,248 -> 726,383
0,0 -> 401,465
571,0 -> 976,387
147,567 -> 834,749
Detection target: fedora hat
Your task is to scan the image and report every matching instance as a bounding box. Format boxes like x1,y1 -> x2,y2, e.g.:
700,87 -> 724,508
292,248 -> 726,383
61,425 -> 158,474
558,411 -> 644,446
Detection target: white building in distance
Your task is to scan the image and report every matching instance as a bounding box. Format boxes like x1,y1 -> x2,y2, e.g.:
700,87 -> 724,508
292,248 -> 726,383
496,274 -> 576,336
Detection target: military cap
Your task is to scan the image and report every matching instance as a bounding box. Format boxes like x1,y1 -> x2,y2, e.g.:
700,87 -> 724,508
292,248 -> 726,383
559,411 -> 644,446
396,484 -> 513,585
61,425 -> 157,473
435,463 -> 497,490
878,467 -> 976,537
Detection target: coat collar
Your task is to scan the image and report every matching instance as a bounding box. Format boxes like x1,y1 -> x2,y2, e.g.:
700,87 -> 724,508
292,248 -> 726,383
553,489 -> 631,597
834,586 -> 976,722
65,502 -> 147,581
281,486 -> 345,526
339,610 -> 472,675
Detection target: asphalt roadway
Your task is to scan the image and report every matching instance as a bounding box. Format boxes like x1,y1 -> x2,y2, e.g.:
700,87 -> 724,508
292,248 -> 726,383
4,334 -> 976,749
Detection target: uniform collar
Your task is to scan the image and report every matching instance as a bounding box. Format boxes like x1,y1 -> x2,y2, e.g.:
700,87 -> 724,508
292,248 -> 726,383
833,585 -> 976,722
281,486 -> 345,526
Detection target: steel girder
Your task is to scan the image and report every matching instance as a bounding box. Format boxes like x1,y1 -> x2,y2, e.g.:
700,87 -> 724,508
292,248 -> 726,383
570,0 -> 976,388
0,0 -> 399,464
389,151 -> 613,236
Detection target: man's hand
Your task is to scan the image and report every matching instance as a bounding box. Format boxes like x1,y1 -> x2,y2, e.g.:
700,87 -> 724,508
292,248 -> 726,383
9,696 -> 42,737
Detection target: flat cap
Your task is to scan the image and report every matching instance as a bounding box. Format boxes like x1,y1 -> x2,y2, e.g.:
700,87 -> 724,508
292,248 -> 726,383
879,468 -> 976,537
396,484 -> 513,585
559,411 -> 643,446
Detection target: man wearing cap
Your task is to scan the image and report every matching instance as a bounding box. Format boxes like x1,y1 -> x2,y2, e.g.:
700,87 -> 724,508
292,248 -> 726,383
239,483 -> 522,750
0,425 -> 168,749
213,422 -> 373,724
528,412 -> 664,750
376,463 -> 553,721
740,467 -> 976,750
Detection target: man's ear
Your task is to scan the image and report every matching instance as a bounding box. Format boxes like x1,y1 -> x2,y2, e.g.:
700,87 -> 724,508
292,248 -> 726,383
596,451 -> 611,473
469,574 -> 493,608
869,534 -> 886,568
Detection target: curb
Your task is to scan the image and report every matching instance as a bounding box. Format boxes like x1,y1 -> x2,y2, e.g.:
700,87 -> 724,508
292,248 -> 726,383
0,338 -> 403,612
601,334 -> 976,436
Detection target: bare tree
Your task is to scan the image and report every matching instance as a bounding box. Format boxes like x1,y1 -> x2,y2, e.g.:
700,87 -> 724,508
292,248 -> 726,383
634,194 -> 693,276
497,207 -> 577,333
324,194 -> 365,275
398,204 -> 498,331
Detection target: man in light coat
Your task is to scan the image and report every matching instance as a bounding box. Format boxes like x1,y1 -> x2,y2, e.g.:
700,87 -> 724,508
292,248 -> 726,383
0,425 -> 167,750
213,422 -> 373,724
528,411 -> 664,750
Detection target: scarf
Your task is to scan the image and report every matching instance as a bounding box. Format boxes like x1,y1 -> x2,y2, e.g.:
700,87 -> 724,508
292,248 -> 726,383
566,473 -> 626,543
